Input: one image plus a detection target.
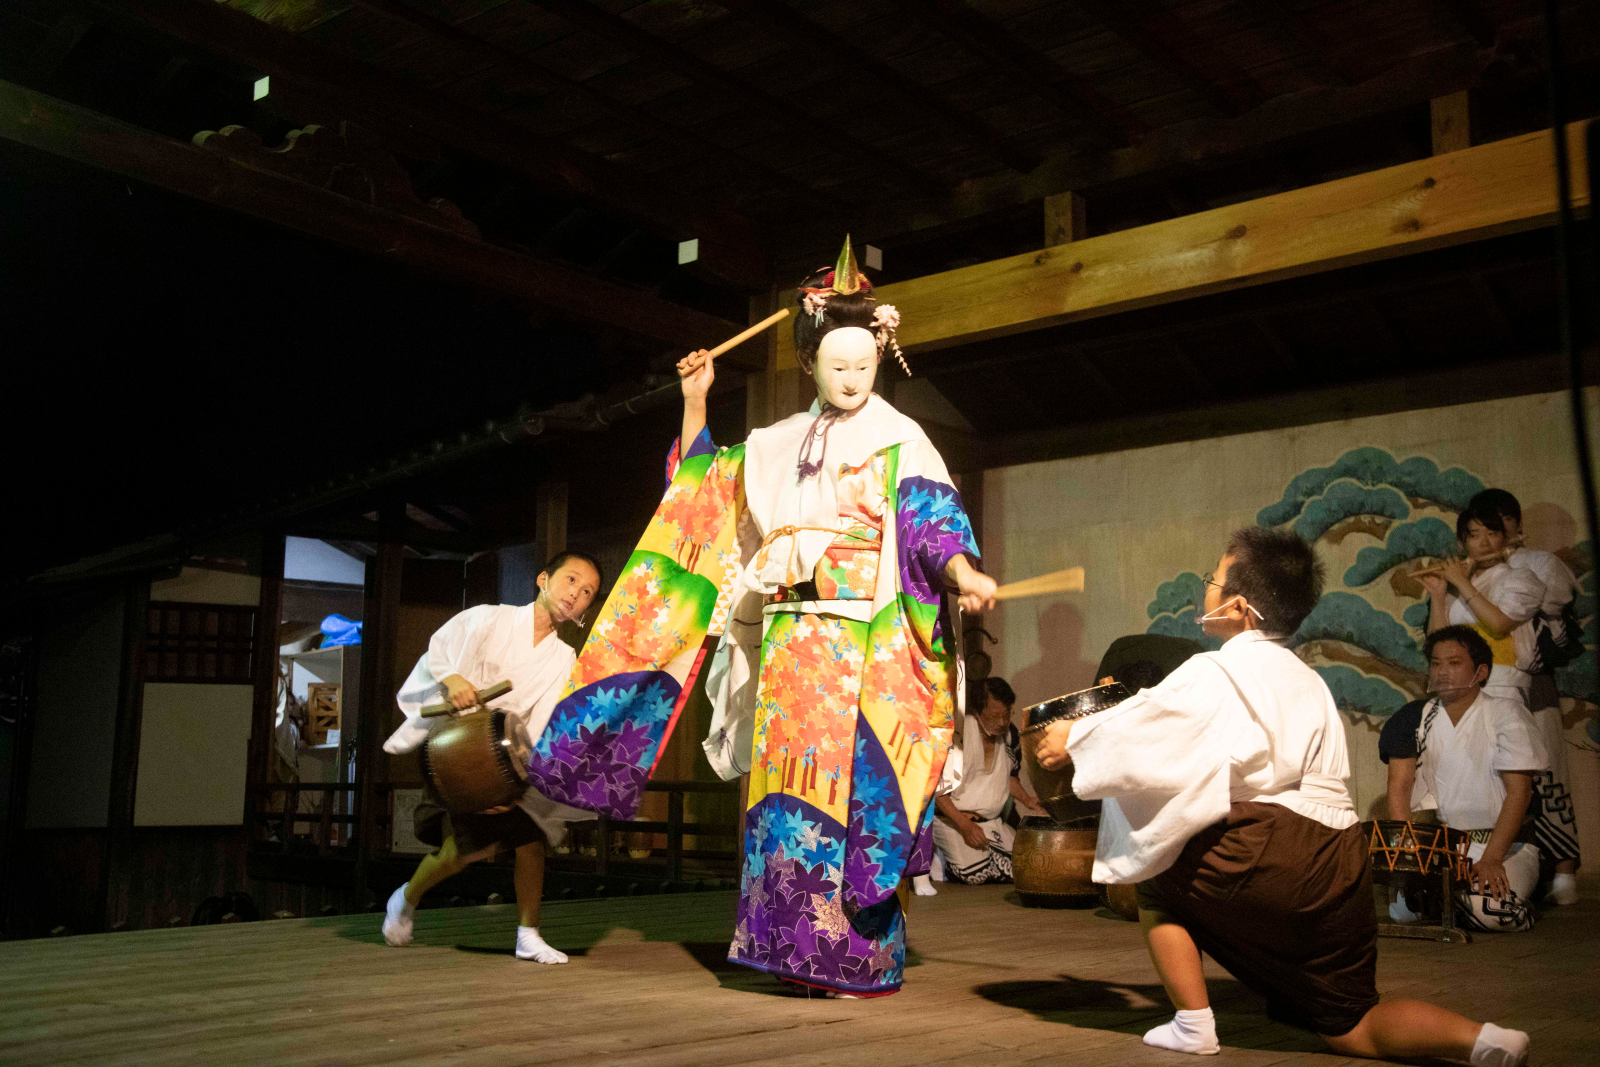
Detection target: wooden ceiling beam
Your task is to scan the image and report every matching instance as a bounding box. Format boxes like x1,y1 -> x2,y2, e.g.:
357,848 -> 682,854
775,122 -> 1588,367
1071,0 -> 1253,117
887,0 -> 1134,145
523,0 -> 944,198
349,0 -> 835,212
711,0 -> 1040,174
0,79 -> 753,357
101,0 -> 768,291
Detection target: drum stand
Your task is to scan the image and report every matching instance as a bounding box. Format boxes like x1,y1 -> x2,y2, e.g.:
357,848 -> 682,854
1375,862 -> 1471,945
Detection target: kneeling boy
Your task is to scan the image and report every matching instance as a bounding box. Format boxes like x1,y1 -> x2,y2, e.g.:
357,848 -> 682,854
1037,528 -> 1528,1066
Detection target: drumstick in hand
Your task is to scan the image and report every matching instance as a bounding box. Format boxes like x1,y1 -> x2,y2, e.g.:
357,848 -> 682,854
992,568 -> 1085,602
420,679 -> 513,718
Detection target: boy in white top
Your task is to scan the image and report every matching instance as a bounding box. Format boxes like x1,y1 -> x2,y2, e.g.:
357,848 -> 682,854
1469,488 -> 1582,904
379,552 -> 601,963
1404,625 -> 1547,932
1036,528 -> 1528,1067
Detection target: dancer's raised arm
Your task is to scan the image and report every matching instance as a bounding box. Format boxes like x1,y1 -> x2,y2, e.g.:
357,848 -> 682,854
676,348 -> 713,448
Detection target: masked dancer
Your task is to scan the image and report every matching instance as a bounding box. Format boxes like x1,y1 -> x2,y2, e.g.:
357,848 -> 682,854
522,238 -> 993,997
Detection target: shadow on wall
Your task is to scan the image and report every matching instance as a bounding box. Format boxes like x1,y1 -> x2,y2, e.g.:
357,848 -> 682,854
1010,601 -> 1099,709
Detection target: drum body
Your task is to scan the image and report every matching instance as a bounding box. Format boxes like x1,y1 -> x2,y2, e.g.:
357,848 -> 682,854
1019,682 -> 1130,825
420,710 -> 530,814
1012,817 -> 1098,907
1365,819 -> 1471,877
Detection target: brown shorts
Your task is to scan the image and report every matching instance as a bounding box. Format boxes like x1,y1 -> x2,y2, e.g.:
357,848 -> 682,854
413,787 -> 544,858
1137,801 -> 1379,1036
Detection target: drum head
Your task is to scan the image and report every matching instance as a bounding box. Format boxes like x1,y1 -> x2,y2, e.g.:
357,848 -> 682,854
1023,682 -> 1131,731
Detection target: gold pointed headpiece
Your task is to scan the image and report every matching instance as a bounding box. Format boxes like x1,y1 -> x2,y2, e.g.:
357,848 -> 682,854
832,234 -> 863,295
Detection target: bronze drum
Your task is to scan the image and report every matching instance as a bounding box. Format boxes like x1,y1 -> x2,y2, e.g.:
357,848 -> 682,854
1018,682 -> 1131,825
419,710 -> 530,813
1012,816 -> 1098,906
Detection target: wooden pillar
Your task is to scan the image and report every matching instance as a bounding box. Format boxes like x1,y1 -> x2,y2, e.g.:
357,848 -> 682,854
246,533 -> 285,808
101,576 -> 150,931
1044,190 -> 1087,246
961,470 -> 986,556
538,482 -> 568,560
1431,91 -> 1470,155
355,508 -> 403,897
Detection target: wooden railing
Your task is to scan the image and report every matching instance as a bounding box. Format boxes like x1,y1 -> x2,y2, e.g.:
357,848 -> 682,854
249,778 -> 741,880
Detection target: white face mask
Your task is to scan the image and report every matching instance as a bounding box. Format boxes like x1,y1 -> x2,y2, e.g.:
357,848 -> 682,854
813,328 -> 877,411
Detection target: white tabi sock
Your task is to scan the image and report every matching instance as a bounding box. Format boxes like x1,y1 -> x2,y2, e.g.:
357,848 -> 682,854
1470,1023 -> 1530,1067
1143,1007 -> 1220,1055
1388,897 -> 1423,923
1549,872 -> 1579,906
382,885 -> 415,947
515,926 -> 568,964
912,874 -> 938,897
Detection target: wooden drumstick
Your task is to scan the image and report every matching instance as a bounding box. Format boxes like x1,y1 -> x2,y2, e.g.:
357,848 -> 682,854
420,679 -> 513,718
699,308 -> 790,363
992,567 -> 1085,602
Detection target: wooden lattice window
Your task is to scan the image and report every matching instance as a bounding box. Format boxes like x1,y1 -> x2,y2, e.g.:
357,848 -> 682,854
145,602 -> 257,683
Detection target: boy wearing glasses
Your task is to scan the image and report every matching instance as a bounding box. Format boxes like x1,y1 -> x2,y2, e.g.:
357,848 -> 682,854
1036,528 -> 1528,1066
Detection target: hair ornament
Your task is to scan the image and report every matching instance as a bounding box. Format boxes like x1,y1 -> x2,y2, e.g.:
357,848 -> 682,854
802,291 -> 828,325
833,234 -> 863,295
872,303 -> 909,376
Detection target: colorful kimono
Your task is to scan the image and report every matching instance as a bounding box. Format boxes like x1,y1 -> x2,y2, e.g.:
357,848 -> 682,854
528,394 -> 977,996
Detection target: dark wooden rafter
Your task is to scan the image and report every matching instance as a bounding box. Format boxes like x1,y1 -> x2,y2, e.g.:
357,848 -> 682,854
0,80 -> 757,359
711,0 -> 1041,174
33,14 -> 93,82
348,0 -> 838,210
1071,0 -> 1254,117
1437,0 -> 1499,50
885,0 -> 1136,145
523,0 -> 946,197
1238,0 -> 1360,86
102,0 -> 768,290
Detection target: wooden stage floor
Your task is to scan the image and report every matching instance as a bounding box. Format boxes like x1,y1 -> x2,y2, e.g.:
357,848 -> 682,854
3,884 -> 1595,1066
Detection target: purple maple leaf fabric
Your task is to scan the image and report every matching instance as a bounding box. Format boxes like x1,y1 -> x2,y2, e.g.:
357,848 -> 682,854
527,670 -> 679,819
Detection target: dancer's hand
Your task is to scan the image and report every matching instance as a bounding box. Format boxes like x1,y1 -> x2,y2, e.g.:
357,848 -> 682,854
442,674 -> 480,711
946,555 -> 997,614
1036,719 -> 1073,770
677,348 -> 714,399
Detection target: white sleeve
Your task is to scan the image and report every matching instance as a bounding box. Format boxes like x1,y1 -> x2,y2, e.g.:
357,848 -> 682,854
1488,569 -> 1545,625
1529,552 -> 1576,613
1492,702 -> 1549,773
702,591 -> 762,781
426,604 -> 497,685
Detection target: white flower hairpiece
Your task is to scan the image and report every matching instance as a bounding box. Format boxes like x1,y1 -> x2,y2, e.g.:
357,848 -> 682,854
802,291 -> 828,324
872,303 -> 909,376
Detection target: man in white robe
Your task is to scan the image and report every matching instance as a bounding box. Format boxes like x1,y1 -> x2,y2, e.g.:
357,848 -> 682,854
380,553 -> 601,963
1404,625 -> 1547,932
1470,488 -> 1582,904
932,676 -> 1039,885
1035,528 -> 1529,1067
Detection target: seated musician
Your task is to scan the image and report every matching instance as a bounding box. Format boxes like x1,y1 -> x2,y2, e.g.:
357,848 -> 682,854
930,676 -> 1040,886
1376,696 -> 1431,922
1469,487 -> 1583,906
1400,626 -> 1548,933
379,552 -> 603,963
1035,528 -> 1529,1066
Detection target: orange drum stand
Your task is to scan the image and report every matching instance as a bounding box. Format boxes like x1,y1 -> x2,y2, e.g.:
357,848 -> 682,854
1365,819 -> 1473,945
